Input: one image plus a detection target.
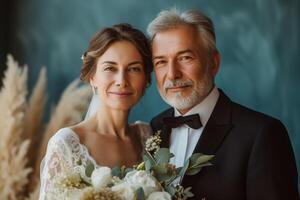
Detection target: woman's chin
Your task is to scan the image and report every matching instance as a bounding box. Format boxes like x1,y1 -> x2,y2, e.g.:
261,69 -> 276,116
107,102 -> 136,112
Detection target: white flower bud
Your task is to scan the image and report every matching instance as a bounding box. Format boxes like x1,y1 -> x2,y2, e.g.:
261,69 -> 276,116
91,167 -> 112,190
147,191 -> 172,200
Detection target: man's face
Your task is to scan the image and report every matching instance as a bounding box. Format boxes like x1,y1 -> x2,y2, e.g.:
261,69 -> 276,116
152,25 -> 219,114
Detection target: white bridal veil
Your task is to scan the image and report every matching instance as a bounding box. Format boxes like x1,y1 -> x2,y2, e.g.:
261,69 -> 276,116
84,94 -> 100,120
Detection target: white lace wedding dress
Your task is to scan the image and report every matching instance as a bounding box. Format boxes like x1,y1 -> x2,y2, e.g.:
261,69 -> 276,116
39,121 -> 152,200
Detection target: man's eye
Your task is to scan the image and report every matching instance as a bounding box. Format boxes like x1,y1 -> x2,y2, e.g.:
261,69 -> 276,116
179,56 -> 192,62
155,60 -> 166,67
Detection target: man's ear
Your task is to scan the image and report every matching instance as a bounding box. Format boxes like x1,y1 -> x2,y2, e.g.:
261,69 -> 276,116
211,51 -> 220,77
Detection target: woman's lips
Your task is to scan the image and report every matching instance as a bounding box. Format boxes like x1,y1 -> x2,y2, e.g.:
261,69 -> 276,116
109,92 -> 133,97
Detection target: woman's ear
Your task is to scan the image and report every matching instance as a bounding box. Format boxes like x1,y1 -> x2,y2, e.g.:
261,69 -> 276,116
89,77 -> 95,87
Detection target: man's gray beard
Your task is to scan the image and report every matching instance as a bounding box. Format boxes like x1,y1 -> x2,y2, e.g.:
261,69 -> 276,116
159,74 -> 213,111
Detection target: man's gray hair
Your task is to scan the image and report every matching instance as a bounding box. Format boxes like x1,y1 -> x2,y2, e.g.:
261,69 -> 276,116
147,9 -> 218,54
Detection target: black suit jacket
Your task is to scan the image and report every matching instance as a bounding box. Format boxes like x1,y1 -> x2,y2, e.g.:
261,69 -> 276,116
150,89 -> 299,200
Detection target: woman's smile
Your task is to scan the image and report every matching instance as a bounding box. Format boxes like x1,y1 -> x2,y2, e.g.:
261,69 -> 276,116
108,91 -> 134,98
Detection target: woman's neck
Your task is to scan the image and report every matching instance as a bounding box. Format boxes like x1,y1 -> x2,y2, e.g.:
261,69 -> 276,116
93,105 -> 130,138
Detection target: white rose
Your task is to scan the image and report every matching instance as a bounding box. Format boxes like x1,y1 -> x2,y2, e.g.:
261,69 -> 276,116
111,182 -> 135,200
147,191 -> 172,200
124,170 -> 161,197
91,167 -> 112,189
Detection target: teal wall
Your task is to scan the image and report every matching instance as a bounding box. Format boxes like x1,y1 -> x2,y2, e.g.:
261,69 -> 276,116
3,0 -> 300,189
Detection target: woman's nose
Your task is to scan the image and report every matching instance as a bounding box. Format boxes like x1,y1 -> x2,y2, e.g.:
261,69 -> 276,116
115,71 -> 128,87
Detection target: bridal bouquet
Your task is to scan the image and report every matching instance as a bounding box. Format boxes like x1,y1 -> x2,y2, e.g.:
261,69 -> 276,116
47,131 -> 213,200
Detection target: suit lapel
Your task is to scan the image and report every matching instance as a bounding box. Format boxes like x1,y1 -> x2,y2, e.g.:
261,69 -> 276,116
160,109 -> 174,148
160,124 -> 172,148
182,90 -> 233,185
193,89 -> 233,155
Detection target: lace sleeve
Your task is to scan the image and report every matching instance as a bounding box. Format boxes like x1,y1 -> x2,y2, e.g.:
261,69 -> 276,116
39,131 -> 73,200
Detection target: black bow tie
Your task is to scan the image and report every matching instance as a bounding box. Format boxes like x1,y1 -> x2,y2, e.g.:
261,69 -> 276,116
163,114 -> 202,129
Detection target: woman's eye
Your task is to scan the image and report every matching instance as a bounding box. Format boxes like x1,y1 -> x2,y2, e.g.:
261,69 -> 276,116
103,66 -> 116,71
128,66 -> 142,72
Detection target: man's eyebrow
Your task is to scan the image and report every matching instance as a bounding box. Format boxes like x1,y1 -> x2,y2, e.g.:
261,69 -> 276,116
152,56 -> 165,61
176,49 -> 194,55
152,49 -> 194,61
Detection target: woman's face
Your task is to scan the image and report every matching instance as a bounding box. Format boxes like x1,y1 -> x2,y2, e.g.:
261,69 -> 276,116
90,40 -> 147,111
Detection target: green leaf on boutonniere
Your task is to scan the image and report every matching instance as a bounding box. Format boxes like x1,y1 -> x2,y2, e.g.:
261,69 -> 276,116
178,159 -> 190,177
152,164 -> 176,182
135,187 -> 145,200
186,153 -> 214,175
154,148 -> 174,164
165,185 -> 177,196
184,187 -> 194,198
85,162 -> 95,177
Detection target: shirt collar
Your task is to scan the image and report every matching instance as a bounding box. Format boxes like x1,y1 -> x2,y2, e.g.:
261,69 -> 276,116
174,86 -> 219,127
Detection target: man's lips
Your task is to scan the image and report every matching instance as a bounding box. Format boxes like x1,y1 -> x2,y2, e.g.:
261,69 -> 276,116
166,85 -> 191,92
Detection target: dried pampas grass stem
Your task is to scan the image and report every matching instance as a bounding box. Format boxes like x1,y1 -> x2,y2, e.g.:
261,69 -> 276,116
0,54 -> 32,200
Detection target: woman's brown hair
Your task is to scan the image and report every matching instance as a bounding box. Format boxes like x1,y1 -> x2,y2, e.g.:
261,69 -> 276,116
80,23 -> 152,85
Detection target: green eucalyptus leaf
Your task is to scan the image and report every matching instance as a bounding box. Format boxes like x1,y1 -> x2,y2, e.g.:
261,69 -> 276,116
145,159 -> 152,171
186,154 -> 214,176
188,154 -> 214,168
85,162 -> 95,178
189,153 -> 203,162
195,155 -> 214,165
152,165 -> 174,182
154,148 -> 173,164
111,166 -> 121,178
186,167 -> 202,175
144,152 -> 156,164
144,154 -> 155,171
178,159 -> 190,177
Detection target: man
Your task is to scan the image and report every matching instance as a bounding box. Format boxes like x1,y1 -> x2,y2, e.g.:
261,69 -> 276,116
148,9 -> 298,199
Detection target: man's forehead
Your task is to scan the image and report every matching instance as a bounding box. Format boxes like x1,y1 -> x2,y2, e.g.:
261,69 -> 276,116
151,25 -> 201,55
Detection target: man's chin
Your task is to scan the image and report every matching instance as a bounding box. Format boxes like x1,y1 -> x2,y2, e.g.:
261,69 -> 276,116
164,96 -> 196,110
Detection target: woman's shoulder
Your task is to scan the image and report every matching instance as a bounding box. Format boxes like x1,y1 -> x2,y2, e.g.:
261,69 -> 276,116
48,127 -> 80,147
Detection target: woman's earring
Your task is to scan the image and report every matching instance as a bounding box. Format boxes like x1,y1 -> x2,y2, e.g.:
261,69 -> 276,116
92,86 -> 98,95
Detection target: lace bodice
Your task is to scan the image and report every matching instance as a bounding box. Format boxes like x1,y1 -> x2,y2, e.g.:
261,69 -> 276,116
39,121 -> 152,200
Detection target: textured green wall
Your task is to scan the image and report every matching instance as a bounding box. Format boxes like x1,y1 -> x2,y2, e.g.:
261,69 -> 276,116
5,0 -> 300,189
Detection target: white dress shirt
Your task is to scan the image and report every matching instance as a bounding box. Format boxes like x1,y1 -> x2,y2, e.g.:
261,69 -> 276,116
169,86 -> 220,168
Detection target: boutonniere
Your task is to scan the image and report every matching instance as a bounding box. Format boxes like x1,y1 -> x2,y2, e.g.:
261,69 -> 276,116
138,130 -> 214,199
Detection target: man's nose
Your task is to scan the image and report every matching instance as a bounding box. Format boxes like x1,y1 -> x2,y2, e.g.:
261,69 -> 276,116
166,60 -> 182,80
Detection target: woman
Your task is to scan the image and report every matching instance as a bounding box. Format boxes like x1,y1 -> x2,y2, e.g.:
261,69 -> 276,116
39,23 -> 153,199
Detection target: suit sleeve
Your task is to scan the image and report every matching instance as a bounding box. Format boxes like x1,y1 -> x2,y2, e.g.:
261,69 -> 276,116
246,119 -> 299,200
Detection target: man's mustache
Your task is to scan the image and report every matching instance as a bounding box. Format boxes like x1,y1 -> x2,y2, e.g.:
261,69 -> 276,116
163,79 -> 193,91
